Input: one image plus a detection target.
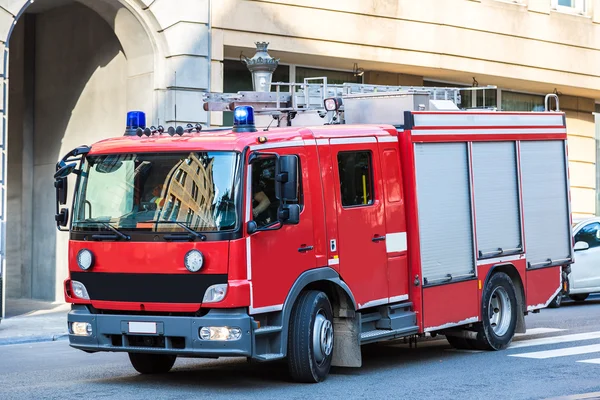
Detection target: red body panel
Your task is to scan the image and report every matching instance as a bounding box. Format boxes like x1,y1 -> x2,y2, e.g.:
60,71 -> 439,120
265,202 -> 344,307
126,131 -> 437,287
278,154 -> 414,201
330,139 -> 389,308
526,266 -> 562,310
378,136 -> 409,302
422,280 -> 479,331
69,240 -> 229,275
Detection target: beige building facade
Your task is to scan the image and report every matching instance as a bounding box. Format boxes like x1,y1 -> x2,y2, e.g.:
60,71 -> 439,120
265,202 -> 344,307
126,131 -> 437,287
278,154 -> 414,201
1,0 -> 599,308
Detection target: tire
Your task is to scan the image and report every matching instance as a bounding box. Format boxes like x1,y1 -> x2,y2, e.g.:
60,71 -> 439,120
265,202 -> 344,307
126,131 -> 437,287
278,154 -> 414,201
287,290 -> 334,383
471,272 -> 518,351
128,353 -> 176,374
569,293 -> 589,302
548,294 -> 563,308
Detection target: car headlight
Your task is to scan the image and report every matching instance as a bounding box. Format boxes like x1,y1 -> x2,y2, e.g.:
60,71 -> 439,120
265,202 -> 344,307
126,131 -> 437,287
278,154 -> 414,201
203,284 -> 227,303
199,326 -> 241,341
77,249 -> 94,271
71,281 -> 90,300
184,249 -> 204,272
70,322 -> 93,336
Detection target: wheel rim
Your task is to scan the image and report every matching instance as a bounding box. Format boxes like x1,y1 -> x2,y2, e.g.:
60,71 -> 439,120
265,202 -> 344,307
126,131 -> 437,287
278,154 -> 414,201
488,286 -> 512,336
312,310 -> 333,365
556,295 -> 561,305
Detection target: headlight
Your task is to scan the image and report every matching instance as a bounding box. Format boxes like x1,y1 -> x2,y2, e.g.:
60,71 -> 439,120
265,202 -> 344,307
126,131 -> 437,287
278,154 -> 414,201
184,249 -> 204,272
199,326 -> 242,341
70,322 -> 92,336
77,249 -> 94,271
203,284 -> 227,303
71,281 -> 90,300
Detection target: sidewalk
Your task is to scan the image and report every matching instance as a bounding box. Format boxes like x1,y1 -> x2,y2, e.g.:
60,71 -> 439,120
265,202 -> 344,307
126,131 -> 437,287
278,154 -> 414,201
0,298 -> 70,345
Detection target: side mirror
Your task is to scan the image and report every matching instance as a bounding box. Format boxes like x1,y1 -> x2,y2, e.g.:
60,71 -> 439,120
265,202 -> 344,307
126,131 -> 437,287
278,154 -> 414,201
55,208 -> 69,228
54,162 -> 76,179
55,177 -> 68,205
276,155 -> 299,202
574,241 -> 590,252
247,221 -> 258,235
279,204 -> 300,225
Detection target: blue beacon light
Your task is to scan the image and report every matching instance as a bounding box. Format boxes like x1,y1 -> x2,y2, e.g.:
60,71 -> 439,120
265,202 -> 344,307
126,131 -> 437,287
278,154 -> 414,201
232,106 -> 257,133
124,111 -> 146,136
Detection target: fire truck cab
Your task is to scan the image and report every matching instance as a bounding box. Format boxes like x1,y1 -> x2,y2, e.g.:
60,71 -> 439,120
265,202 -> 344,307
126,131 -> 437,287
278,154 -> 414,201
55,83 -> 573,383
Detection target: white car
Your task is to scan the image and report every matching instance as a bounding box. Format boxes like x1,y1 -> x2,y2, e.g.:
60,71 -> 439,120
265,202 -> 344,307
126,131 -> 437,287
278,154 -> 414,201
549,217 -> 600,308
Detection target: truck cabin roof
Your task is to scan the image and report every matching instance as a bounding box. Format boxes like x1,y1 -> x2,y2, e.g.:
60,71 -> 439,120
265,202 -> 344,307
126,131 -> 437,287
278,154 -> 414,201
86,124 -> 397,155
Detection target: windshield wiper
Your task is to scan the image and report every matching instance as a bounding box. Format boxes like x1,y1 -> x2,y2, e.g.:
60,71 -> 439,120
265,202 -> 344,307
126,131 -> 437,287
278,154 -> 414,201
152,221 -> 207,241
80,221 -> 131,240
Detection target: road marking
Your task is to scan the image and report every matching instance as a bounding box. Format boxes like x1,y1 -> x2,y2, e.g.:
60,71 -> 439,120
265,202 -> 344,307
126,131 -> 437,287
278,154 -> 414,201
508,331 -> 600,349
577,358 -> 600,365
509,344 -> 600,359
445,349 -> 483,354
515,328 -> 566,337
386,328 -> 570,350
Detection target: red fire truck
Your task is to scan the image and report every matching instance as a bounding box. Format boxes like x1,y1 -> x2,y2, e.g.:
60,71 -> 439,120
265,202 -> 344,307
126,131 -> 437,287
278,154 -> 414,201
54,83 -> 573,383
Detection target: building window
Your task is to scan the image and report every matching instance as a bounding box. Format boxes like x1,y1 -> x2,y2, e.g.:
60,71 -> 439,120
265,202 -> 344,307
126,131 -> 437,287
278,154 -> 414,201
337,151 -> 374,207
295,67 -> 361,85
186,209 -> 195,224
423,80 -> 497,109
552,0 -> 586,14
501,91 -> 545,111
191,182 -> 199,202
170,199 -> 182,221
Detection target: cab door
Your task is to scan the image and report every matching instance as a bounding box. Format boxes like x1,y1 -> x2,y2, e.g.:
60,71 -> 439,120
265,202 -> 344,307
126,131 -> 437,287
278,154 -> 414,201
247,146 -> 316,312
330,138 -> 389,308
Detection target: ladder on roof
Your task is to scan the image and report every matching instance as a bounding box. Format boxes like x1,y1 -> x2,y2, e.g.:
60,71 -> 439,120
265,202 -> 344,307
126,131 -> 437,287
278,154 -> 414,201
203,77 -> 498,116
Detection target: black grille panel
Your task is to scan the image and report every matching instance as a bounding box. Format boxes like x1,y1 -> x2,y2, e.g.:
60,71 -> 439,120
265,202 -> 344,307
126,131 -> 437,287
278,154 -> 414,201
71,272 -> 227,303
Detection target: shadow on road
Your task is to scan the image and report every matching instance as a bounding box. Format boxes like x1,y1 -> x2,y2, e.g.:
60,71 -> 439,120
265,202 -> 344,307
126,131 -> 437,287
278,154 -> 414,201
87,341 -> 456,388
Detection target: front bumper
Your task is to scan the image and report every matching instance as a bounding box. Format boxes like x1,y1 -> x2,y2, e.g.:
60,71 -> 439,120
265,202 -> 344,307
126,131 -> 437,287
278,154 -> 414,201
67,305 -> 254,358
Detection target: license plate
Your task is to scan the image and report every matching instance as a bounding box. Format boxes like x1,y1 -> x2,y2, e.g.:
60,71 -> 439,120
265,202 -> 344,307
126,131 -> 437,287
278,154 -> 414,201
128,321 -> 157,334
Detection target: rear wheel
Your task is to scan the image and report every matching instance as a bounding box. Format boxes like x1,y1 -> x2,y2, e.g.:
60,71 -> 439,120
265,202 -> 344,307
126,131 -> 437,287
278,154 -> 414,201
287,290 -> 334,383
128,353 -> 176,374
471,272 -> 518,350
569,293 -> 589,302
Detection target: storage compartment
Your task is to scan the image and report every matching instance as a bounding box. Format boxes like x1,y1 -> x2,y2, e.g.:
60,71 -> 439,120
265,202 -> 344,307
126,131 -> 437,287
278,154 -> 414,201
414,143 -> 475,285
519,140 -> 572,267
472,142 -> 522,258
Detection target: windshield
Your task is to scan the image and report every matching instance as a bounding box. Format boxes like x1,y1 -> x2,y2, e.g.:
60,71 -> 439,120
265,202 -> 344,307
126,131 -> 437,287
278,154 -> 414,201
72,151 -> 240,233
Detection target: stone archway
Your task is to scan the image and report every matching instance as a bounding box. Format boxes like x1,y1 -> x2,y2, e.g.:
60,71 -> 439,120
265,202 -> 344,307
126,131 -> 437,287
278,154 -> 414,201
0,0 -> 163,313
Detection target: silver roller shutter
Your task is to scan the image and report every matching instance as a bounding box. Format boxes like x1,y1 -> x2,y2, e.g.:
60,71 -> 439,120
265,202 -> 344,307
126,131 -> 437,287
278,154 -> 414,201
472,142 -> 522,258
520,141 -> 571,267
414,143 -> 475,284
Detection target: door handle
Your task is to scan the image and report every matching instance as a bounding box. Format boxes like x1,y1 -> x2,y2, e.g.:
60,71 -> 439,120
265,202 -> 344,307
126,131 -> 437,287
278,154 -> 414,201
298,245 -> 314,253
372,235 -> 386,243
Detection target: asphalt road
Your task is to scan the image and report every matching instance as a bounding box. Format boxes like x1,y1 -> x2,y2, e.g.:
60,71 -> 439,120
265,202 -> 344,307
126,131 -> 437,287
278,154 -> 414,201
1,295 -> 599,400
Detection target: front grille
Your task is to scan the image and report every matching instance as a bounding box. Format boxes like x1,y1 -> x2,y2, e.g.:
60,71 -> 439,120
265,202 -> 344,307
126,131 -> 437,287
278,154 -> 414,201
71,272 -> 227,303
108,334 -> 186,349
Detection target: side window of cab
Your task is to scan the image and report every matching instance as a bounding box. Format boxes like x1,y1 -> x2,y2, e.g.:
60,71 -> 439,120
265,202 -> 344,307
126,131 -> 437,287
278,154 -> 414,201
251,155 -> 304,228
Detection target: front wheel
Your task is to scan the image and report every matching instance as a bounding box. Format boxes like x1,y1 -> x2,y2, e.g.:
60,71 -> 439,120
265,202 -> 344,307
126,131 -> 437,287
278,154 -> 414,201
287,290 -> 334,383
128,353 -> 176,374
548,293 -> 562,308
471,272 -> 518,350
569,293 -> 589,302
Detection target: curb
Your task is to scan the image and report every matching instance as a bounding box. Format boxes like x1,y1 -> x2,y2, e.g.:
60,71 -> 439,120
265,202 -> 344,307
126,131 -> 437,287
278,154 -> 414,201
0,333 -> 69,346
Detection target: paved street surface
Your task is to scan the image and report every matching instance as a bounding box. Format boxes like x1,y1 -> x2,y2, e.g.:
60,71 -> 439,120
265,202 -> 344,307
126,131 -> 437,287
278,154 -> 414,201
1,295 -> 599,400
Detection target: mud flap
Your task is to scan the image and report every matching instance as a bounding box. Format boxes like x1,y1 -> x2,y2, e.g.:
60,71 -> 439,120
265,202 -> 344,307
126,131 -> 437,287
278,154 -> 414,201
331,314 -> 361,367
516,300 -> 526,334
